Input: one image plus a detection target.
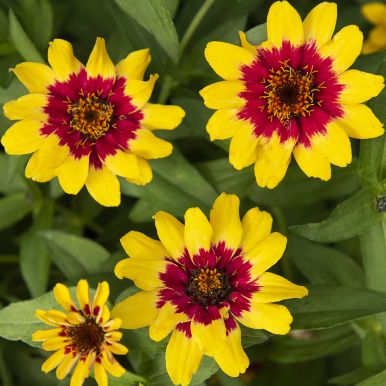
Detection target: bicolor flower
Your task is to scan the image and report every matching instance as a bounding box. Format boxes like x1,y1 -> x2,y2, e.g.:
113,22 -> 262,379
33,280 -> 127,386
1,38 -> 185,206
200,1 -> 384,188
112,193 -> 308,386
362,2 -> 386,53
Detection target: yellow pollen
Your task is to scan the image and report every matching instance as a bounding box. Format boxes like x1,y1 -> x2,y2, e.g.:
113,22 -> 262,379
193,268 -> 223,296
261,62 -> 323,124
67,93 -> 114,140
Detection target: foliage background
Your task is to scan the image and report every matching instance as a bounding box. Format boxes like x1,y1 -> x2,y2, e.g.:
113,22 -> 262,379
0,0 -> 385,385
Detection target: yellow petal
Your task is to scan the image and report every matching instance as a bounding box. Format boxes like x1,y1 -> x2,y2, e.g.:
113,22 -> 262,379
124,74 -> 158,110
35,309 -> 68,326
366,26 -> 386,51
32,328 -> 61,341
339,69 -> 385,104
254,134 -> 294,189
25,150 -> 55,182
153,211 -> 185,260
36,133 -> 69,169
114,257 -> 166,290
57,155 -> 89,195
255,272 -> 308,303
200,80 -> 245,110
362,3 -> 386,26
213,323 -> 249,377
204,41 -> 255,80
241,207 -> 273,253
69,354 -> 88,386
267,1 -> 304,47
86,37 -> 115,79
3,94 -> 48,121
76,279 -> 90,313
1,120 -> 44,154
184,207 -> 213,257
53,283 -> 74,312
244,232 -> 287,278
210,193 -> 242,251
41,349 -> 66,373
125,156 -> 153,186
111,290 -> 158,329
48,39 -> 83,82
303,2 -> 337,47
56,353 -> 78,380
120,230 -> 169,260
130,128 -> 172,159
206,109 -> 241,141
94,361 -> 108,386
12,62 -> 55,94
149,302 -> 188,342
42,336 -> 68,351
320,25 -> 363,74
191,317 -> 227,356
293,143 -> 331,180
238,31 -> 257,55
312,121 -> 352,167
105,150 -> 139,179
85,165 -> 121,207
107,341 -> 129,355
116,48 -> 151,80
100,352 -> 125,377
166,329 -> 203,386
141,103 -> 185,130
92,281 -> 110,312
337,104 -> 384,139
236,303 -> 292,335
229,121 -> 258,170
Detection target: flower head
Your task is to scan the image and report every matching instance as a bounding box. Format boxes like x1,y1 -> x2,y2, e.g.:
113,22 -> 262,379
362,2 -> 386,53
33,280 -> 127,386
1,38 -> 185,206
200,1 -> 384,189
112,193 -> 308,386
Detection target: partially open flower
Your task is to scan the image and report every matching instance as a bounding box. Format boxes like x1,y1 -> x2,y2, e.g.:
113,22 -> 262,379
33,280 -> 127,386
1,37 -> 185,206
112,193 -> 308,386
200,1 -> 384,189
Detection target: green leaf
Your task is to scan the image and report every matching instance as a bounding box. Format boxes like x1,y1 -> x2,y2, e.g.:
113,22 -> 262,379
0,291 -> 55,346
112,0 -> 179,62
269,325 -> 357,364
287,286 -> 386,330
8,9 -> 44,62
329,367 -> 376,386
0,153 -> 27,194
356,369 -> 386,386
244,23 -> 267,45
20,233 -> 51,298
40,230 -> 110,279
196,158 -> 254,197
247,163 -> 360,207
286,235 -> 365,287
128,149 -> 218,221
240,325 -> 268,348
0,192 -> 33,231
108,370 -> 146,386
290,189 -> 381,242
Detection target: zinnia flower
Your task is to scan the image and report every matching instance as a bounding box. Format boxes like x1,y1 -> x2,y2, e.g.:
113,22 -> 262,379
362,2 -> 386,53
1,38 -> 185,206
33,280 -> 127,386
200,1 -> 384,188
112,193 -> 308,386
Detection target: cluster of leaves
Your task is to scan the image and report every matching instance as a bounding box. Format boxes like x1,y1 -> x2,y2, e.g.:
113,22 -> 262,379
0,0 -> 385,385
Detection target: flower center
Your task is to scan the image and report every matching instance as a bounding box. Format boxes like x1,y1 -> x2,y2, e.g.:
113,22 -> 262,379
187,268 -> 231,306
67,318 -> 105,354
68,93 -> 114,140
262,62 -> 323,124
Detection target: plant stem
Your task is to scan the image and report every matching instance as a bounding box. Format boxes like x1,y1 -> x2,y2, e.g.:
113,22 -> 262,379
179,0 -> 216,57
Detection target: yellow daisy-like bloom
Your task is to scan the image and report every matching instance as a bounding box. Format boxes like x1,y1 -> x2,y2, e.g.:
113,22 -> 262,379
33,280 -> 127,386
362,2 -> 386,53
112,193 -> 308,386
200,1 -> 385,189
1,37 -> 185,206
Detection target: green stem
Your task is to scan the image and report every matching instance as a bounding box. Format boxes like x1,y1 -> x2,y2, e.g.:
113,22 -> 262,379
179,0 -> 216,57
156,74 -> 174,104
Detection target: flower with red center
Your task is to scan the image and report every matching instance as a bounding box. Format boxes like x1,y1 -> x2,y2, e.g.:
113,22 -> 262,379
1,38 -> 185,206
200,1 -> 385,188
33,280 -> 127,386
111,193 -> 308,386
